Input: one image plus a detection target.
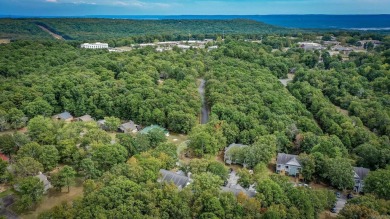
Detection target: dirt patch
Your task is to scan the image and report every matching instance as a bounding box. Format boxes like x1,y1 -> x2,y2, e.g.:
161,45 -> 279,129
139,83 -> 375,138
0,39 -> 11,44
20,184 -> 83,219
37,25 -> 64,40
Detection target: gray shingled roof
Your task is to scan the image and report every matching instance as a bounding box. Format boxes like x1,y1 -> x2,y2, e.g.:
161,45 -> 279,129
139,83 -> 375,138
159,169 -> 190,189
277,153 -> 301,167
54,111 -> 73,120
119,121 -> 139,132
36,172 -> 52,192
221,185 -> 256,198
76,114 -> 94,122
354,167 -> 370,180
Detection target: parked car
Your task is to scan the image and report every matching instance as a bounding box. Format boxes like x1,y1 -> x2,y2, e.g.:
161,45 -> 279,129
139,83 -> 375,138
331,207 -> 337,213
347,193 -> 353,199
335,192 -> 341,198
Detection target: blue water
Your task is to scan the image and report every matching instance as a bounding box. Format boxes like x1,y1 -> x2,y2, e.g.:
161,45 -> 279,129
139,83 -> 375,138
2,15 -> 390,29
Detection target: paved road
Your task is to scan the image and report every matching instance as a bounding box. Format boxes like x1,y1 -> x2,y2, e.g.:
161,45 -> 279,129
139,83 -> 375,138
332,194 -> 347,215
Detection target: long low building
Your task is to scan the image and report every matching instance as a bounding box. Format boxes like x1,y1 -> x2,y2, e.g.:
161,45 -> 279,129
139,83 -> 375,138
81,42 -> 109,49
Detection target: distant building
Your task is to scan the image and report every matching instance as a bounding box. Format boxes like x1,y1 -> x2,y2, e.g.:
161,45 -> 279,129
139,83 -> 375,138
298,42 -> 323,50
75,114 -> 94,122
276,153 -> 302,177
224,143 -> 248,165
118,121 -> 140,133
353,167 -> 370,193
158,169 -> 191,190
52,111 -> 73,122
81,42 -> 109,49
208,45 -> 218,52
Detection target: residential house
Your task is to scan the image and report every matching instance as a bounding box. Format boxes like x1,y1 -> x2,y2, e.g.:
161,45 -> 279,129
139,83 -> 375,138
75,114 -> 94,122
224,143 -> 248,165
140,125 -> 169,137
158,169 -> 191,190
276,153 -> 302,177
118,121 -> 140,133
353,167 -> 370,193
36,172 -> 52,193
52,111 -> 73,122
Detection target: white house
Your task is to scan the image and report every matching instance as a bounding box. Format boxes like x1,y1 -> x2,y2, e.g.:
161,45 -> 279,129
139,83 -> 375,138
80,42 -> 109,49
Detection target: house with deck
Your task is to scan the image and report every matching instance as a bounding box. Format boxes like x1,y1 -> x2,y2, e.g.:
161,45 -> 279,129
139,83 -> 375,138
353,167 -> 370,193
276,153 -> 302,177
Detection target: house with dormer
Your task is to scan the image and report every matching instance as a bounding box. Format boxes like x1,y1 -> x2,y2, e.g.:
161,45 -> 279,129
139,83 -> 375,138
276,153 -> 302,177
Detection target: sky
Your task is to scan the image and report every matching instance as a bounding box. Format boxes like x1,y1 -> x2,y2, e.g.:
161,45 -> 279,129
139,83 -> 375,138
0,0 -> 390,16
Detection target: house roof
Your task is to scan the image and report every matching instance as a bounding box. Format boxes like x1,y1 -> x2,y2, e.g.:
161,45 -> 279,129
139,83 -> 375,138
159,169 -> 190,189
277,153 -> 301,167
54,111 -> 73,120
119,121 -> 139,131
221,185 -> 256,198
140,125 -> 169,135
76,115 -> 94,122
0,153 -> 9,162
36,172 -> 52,192
353,167 -> 370,180
225,143 -> 247,152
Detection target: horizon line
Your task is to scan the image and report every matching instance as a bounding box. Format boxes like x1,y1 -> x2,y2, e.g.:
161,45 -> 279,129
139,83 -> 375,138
1,14 -> 390,17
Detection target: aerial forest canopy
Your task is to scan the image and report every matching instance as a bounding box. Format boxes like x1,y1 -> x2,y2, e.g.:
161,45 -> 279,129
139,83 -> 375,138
0,23 -> 390,218
0,18 -> 291,41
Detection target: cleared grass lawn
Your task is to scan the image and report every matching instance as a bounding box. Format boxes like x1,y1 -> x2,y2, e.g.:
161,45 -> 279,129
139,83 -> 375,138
20,178 -> 84,219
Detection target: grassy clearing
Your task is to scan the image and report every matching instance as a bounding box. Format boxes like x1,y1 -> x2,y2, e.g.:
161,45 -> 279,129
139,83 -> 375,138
20,178 -> 84,219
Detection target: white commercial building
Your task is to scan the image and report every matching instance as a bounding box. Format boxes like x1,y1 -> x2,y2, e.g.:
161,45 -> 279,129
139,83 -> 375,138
81,42 -> 109,49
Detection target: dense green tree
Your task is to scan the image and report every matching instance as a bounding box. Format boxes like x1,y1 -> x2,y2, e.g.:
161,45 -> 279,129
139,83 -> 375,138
364,167 -> 390,200
322,157 -> 354,190
52,165 -> 76,192
298,153 -> 316,182
0,134 -> 16,156
12,157 -> 43,178
27,116 -> 57,145
15,176 -> 44,211
39,145 -> 59,171
80,158 -> 101,179
104,116 -> 120,132
92,144 -> 128,171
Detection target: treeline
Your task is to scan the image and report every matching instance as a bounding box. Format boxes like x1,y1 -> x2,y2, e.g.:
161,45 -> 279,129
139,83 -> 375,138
0,18 -> 291,41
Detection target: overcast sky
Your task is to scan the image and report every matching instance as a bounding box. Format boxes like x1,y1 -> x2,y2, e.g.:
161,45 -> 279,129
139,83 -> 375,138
1,0 -> 390,16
